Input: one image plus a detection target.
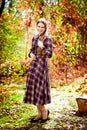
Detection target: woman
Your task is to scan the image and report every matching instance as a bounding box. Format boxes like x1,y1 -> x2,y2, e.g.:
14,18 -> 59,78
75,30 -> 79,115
23,18 -> 53,123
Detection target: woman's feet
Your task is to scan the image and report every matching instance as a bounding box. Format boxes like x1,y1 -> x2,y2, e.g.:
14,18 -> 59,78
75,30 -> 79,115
30,116 -> 42,123
41,110 -> 50,123
30,110 -> 50,123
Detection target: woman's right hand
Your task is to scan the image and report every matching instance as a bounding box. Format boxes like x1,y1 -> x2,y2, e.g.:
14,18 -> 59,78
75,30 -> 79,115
30,53 -> 36,61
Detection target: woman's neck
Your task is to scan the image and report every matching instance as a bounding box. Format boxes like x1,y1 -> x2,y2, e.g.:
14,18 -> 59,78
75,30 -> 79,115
39,34 -> 46,41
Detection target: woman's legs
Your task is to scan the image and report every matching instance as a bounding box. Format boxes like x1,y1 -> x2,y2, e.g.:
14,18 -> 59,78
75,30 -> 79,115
33,105 -> 48,119
30,105 -> 49,122
32,106 -> 42,120
36,106 -> 42,119
38,105 -> 48,120
30,106 -> 42,122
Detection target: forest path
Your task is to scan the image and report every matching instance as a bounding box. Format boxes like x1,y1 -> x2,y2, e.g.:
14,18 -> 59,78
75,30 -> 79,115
0,82 -> 87,130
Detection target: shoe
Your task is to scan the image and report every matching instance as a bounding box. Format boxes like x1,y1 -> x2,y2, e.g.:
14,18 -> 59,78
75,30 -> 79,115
30,117 -> 42,123
41,110 -> 50,123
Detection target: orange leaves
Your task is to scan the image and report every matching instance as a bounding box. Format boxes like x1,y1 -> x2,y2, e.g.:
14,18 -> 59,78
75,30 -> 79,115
61,0 -> 69,5
54,46 -> 64,59
25,17 -> 31,27
76,74 -> 87,95
61,2 -> 85,32
50,27 -> 57,35
0,87 -> 9,102
1,13 -> 13,18
15,25 -> 23,30
16,1 -> 32,28
17,1 -> 29,10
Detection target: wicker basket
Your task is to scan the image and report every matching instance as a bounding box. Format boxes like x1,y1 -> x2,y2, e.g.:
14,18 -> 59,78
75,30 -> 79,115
76,96 -> 87,113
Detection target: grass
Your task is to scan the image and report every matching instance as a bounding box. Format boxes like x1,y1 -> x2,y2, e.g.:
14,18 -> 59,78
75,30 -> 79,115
0,81 -> 87,130
0,83 -> 36,129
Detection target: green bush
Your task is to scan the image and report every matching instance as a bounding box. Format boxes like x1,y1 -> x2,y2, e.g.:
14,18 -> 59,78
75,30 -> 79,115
0,60 -> 30,77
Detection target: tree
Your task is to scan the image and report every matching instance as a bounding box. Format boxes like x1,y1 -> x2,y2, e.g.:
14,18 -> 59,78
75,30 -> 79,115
0,0 -> 5,16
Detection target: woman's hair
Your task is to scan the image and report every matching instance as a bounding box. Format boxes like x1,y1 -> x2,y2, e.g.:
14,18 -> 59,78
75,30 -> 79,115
36,18 -> 47,34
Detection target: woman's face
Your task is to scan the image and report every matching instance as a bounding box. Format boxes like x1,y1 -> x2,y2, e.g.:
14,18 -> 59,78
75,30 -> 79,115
36,22 -> 46,36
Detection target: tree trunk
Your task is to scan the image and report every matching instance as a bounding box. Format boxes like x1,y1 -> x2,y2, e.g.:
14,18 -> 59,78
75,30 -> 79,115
8,0 -> 12,13
0,0 -> 5,16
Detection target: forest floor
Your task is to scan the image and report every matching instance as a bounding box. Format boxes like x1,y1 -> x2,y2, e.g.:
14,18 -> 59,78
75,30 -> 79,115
0,77 -> 87,130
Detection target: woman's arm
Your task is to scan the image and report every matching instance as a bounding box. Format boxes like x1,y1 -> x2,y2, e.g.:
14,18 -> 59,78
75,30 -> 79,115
28,36 -> 38,57
43,38 -> 53,58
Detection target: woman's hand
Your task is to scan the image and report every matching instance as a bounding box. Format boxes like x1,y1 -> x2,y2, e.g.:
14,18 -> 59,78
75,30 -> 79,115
30,53 -> 36,61
38,40 -> 44,49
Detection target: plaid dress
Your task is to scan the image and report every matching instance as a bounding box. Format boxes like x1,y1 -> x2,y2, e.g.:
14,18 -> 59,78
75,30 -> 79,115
23,35 -> 53,105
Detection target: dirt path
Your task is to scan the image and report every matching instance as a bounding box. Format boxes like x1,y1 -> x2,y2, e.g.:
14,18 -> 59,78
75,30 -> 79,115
27,88 -> 87,130
17,89 -> 87,130
45,88 -> 87,130
0,85 -> 87,130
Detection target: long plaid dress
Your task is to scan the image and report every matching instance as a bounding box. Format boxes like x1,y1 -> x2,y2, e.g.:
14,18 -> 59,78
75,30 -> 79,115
23,35 -> 53,105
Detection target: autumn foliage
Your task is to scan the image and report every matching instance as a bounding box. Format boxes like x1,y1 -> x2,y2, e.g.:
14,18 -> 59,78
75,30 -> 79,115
0,0 -> 87,87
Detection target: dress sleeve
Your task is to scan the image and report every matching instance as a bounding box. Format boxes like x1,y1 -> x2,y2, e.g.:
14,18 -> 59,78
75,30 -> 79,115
43,38 -> 53,58
28,36 -> 37,57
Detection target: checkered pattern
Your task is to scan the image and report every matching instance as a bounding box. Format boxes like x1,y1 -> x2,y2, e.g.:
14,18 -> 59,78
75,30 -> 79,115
23,35 -> 53,105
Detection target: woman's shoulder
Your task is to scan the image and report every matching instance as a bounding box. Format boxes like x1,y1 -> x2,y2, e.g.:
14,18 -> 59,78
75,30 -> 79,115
44,35 -> 53,43
32,35 -> 39,40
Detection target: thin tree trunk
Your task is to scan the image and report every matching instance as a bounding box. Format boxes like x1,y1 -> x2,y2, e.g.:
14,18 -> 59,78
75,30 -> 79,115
8,0 -> 12,13
0,0 -> 5,16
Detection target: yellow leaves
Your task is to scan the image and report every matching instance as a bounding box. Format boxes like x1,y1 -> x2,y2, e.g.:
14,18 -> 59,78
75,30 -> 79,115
52,52 -> 57,60
73,126 -> 78,130
0,86 -> 9,102
76,74 -> 87,95
54,45 -> 64,60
